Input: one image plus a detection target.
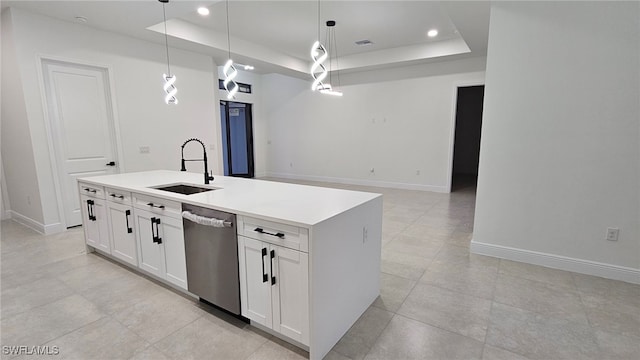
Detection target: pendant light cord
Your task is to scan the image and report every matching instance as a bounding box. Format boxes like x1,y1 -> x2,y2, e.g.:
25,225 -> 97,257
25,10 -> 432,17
226,0 -> 231,59
317,0 -> 320,41
163,2 -> 171,76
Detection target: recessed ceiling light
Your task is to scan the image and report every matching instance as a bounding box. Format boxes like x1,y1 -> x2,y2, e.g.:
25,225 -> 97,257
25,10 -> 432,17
197,7 -> 210,16
427,29 -> 438,38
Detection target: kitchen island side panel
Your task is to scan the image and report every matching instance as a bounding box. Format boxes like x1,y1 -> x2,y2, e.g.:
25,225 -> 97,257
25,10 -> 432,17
309,196 -> 382,360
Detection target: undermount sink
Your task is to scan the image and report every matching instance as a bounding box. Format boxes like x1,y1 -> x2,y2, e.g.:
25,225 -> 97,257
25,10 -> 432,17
152,184 -> 217,195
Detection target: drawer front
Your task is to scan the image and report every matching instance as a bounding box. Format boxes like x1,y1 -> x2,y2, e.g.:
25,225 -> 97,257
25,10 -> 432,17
133,193 -> 181,219
79,183 -> 105,199
239,216 -> 309,252
106,188 -> 132,205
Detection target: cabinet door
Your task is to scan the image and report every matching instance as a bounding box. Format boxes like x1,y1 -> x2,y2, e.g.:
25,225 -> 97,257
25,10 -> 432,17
81,195 -> 99,248
134,208 -> 163,278
238,236 -> 272,328
160,216 -> 187,290
81,195 -> 109,253
107,201 -> 137,266
271,245 -> 309,346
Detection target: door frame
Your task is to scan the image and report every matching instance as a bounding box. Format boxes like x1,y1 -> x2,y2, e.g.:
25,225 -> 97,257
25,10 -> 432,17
37,55 -> 124,229
446,81 -> 485,193
220,100 -> 255,178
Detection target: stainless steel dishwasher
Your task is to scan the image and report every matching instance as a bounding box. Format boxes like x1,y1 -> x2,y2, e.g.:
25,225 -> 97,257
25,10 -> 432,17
182,203 -> 240,315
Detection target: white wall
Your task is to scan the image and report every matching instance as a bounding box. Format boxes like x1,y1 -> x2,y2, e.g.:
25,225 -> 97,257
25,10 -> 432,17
473,2 -> 640,281
2,8 -> 220,232
262,69 -> 485,191
1,10 -> 44,226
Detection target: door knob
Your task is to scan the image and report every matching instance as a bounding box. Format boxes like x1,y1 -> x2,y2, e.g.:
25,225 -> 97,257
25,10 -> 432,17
106,161 -> 116,166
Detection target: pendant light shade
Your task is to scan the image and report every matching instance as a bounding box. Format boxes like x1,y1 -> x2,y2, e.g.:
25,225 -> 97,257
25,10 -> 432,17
319,20 -> 343,96
310,0 -> 327,91
159,0 -> 178,104
310,41 -> 328,91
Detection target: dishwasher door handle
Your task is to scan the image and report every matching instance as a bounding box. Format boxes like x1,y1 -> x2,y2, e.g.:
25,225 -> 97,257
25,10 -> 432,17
182,211 -> 232,228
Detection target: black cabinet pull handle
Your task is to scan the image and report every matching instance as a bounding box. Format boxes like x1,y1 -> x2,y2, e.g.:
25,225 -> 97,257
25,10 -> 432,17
125,210 -> 132,233
270,249 -> 276,286
147,202 -> 165,209
151,217 -> 158,243
254,228 -> 285,239
87,200 -> 96,221
84,188 -> 97,194
110,194 -> 125,199
106,161 -> 116,166
261,248 -> 268,283
154,218 -> 162,244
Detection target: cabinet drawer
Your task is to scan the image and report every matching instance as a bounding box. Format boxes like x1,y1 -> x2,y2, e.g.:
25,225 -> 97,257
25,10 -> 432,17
79,183 -> 105,199
106,188 -> 132,205
238,216 -> 308,252
133,193 -> 181,219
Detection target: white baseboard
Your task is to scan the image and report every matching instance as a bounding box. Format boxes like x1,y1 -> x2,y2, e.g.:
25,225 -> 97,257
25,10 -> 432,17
470,240 -> 640,285
8,211 -> 65,235
265,172 -> 448,193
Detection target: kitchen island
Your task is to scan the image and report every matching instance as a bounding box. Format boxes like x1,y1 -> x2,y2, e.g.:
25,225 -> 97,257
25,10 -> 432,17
77,170 -> 382,360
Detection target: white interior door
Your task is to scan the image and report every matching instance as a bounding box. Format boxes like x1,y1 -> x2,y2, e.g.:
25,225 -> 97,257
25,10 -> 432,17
43,60 -> 118,227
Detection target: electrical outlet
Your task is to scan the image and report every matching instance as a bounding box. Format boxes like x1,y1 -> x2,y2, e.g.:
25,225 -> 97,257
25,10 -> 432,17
289,162 -> 293,168
370,168 -> 375,174
606,228 -> 619,241
139,146 -> 150,154
416,170 -> 420,175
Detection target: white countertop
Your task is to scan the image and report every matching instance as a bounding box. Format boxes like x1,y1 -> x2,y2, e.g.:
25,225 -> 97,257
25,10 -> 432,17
79,170 -> 381,227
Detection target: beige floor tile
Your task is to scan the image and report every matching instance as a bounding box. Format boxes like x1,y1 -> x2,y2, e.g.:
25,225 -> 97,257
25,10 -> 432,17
323,350 -> 353,360
382,234 -> 443,259
112,291 -> 205,344
331,306 -> 394,360
493,274 -> 589,324
79,271 -> 171,315
580,293 -> 640,339
573,273 -> 640,308
397,283 -> 492,342
154,316 -> 268,359
593,329 -> 640,360
37,317 -> 150,360
420,261 -> 497,300
127,345 -> 171,360
56,258 -> 133,292
1,277 -> 75,319
380,259 -> 425,281
364,315 -> 483,360
499,259 -> 577,289
247,338 -> 309,360
486,302 -> 601,360
371,273 -> 416,313
481,345 -> 530,360
0,294 -> 105,348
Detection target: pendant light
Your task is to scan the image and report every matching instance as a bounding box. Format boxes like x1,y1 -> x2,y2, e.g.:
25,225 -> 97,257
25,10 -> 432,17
159,0 -> 178,105
319,20 -> 343,97
310,0 -> 328,91
223,0 -> 238,100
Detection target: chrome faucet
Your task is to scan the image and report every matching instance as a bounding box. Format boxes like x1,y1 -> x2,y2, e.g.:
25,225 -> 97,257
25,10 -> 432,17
180,138 -> 214,184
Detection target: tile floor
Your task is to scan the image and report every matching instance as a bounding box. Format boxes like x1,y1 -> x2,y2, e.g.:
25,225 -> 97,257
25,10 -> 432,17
1,179 -> 639,359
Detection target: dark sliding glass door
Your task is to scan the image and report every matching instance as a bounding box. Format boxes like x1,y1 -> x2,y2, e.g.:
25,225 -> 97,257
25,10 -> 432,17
220,101 -> 255,178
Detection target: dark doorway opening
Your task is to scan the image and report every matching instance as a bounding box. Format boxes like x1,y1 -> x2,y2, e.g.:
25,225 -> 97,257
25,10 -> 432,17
451,85 -> 484,191
220,101 -> 255,178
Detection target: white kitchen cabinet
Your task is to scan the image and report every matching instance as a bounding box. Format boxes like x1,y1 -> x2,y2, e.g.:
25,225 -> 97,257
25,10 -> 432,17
106,201 -> 137,266
80,194 -> 110,253
238,235 -> 309,346
134,207 -> 187,290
